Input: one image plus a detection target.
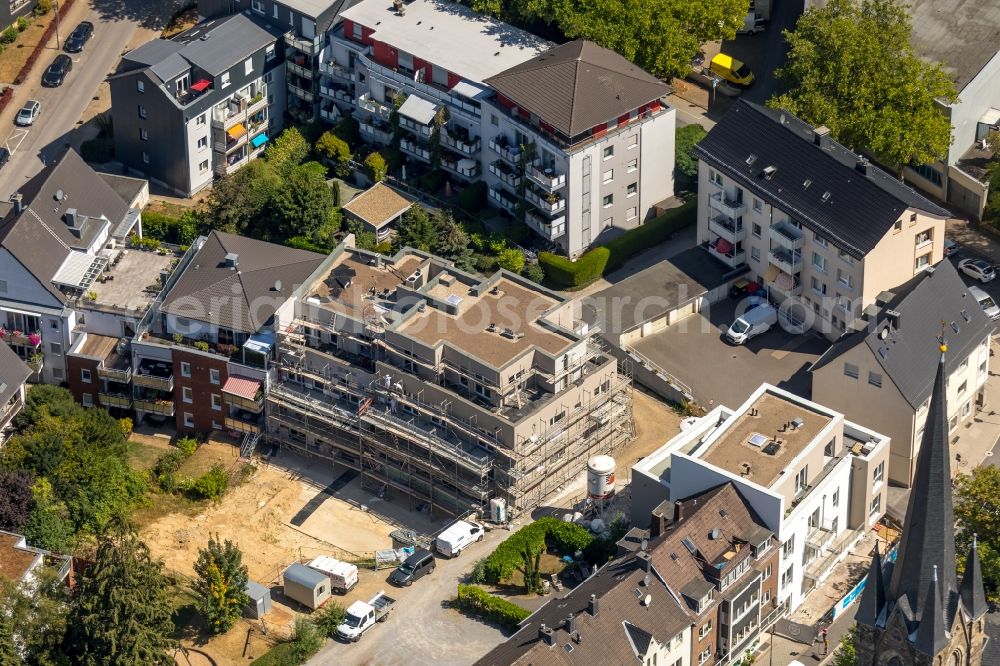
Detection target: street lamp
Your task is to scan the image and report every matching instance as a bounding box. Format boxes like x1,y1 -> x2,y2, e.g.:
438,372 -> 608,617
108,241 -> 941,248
53,0 -> 62,50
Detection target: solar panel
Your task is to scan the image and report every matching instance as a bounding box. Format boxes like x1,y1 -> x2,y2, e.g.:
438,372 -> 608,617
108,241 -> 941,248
748,433 -> 768,447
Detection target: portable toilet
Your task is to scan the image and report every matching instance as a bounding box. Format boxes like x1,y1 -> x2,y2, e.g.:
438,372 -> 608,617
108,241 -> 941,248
283,563 -> 331,610
245,581 -> 272,619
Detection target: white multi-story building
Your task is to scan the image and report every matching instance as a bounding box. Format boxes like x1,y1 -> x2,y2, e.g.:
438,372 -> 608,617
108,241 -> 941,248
631,383 -> 890,613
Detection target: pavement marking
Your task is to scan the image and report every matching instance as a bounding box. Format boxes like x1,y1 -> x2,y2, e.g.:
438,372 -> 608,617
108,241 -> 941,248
5,128 -> 28,154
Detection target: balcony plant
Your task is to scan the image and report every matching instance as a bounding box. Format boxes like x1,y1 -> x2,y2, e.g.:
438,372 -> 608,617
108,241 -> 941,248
27,332 -> 41,347
0,326 -> 5,339
545,192 -> 559,205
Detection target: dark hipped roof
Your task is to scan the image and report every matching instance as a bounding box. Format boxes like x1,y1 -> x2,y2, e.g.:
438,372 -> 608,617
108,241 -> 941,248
160,231 -> 324,333
810,260 -> 995,408
484,40 -> 670,137
0,344 -> 31,406
694,100 -> 951,259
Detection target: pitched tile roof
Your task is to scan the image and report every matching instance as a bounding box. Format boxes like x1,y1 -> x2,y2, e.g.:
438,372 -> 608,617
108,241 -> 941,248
810,260 -> 994,408
160,231 -> 325,333
485,40 -> 670,137
694,100 -> 951,258
0,344 -> 31,406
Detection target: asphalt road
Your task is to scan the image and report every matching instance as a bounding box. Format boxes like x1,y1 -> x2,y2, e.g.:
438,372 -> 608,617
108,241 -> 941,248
0,0 -> 157,200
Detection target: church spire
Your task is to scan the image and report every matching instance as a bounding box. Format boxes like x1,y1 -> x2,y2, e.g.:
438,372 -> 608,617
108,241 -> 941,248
960,533 -> 988,620
856,542 -> 886,627
914,565 -> 950,655
888,341 -> 958,627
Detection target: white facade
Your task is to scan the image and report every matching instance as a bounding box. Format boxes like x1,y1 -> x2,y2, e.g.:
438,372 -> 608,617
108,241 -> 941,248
643,628 -> 691,666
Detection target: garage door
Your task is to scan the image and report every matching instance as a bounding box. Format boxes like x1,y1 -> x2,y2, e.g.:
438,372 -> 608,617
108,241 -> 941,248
670,301 -> 697,325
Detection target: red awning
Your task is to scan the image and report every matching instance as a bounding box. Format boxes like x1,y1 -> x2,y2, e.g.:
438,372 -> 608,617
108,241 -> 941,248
222,375 -> 261,400
715,238 -> 734,255
190,79 -> 211,92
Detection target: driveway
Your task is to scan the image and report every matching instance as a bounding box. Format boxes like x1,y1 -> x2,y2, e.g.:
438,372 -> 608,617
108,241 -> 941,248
722,0 -> 805,105
628,297 -> 829,408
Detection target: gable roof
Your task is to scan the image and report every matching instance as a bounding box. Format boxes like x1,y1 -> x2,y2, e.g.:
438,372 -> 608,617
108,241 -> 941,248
694,100 -> 951,258
485,40 -> 670,138
810,260 -> 995,408
160,231 -> 325,333
342,182 -> 414,230
0,344 -> 31,406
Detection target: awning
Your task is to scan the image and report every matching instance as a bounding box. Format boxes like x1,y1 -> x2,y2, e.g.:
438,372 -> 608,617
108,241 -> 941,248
222,375 -> 262,400
243,330 -> 275,355
449,79 -> 488,100
764,265 -> 780,282
250,133 -> 268,149
980,107 -> 1000,127
190,79 -> 211,92
227,123 -> 247,140
398,95 -> 438,125
714,238 -> 734,255
774,271 -> 794,291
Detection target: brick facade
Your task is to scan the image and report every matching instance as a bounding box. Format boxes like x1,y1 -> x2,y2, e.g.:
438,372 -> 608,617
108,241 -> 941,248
171,348 -> 229,434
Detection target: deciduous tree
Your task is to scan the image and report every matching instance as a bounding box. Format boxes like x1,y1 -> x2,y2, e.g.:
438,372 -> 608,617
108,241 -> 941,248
193,535 -> 250,634
675,123 -> 707,189
364,151 -> 388,182
954,465 -> 1000,601
264,127 -> 310,175
269,163 -> 337,242
0,468 -> 34,531
770,0 -> 956,172
316,131 -> 353,177
1,567 -> 70,665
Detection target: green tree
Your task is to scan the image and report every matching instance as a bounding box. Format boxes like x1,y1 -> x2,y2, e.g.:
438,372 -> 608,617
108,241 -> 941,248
23,478 -> 74,553
1,567 -> 70,665
432,211 -> 474,271
316,131 -> 353,177
519,543 -> 543,594
770,0 -> 957,172
264,126 -> 310,175
346,219 -> 379,251
311,601 -> 346,637
394,206 -> 439,252
833,625 -> 857,666
364,151 -> 388,182
64,520 -> 174,665
289,618 -> 323,661
954,465 -> 1000,601
496,247 -> 526,273
269,163 -> 337,242
201,159 -> 281,236
193,535 -> 250,634
675,123 -> 707,189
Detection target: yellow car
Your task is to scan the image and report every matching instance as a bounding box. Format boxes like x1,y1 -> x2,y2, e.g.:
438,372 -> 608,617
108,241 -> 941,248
710,53 -> 755,87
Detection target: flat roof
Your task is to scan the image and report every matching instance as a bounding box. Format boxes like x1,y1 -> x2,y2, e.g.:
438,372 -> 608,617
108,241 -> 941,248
341,0 -> 552,84
307,253 -> 421,318
77,333 -> 119,359
699,391 -> 833,487
0,533 -> 38,582
89,247 -> 177,312
908,0 -> 1000,90
342,183 -> 414,229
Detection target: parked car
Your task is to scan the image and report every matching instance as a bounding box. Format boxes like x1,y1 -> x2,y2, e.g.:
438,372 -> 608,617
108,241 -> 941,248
729,278 -> 761,300
710,53 -> 755,86
944,238 -> 959,257
0,147 -> 9,167
15,100 -> 41,126
388,549 -> 435,587
958,258 -> 996,284
42,54 -> 72,87
336,591 -> 395,642
435,520 -> 485,557
968,285 -> 1000,321
725,304 -> 778,345
64,21 -> 93,53
306,555 -> 358,594
737,12 -> 766,34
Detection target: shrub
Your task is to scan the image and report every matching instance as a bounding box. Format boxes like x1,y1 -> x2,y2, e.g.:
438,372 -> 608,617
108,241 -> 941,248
418,169 -> 445,193
455,584 -> 530,630
496,247 -> 525,273
285,235 -> 329,253
520,263 -> 545,284
141,210 -> 200,245
289,618 -> 324,662
455,181 -> 487,213
17,17 -> 29,31
193,341 -> 210,352
189,464 -> 229,500
34,0 -> 52,14
1,26 -> 18,44
364,151 -> 387,182
480,517 -> 593,584
176,436 -> 199,457
315,131 -> 352,177
538,248 -> 609,288
80,137 -> 114,163
474,253 -> 498,274
152,450 -> 187,491
117,417 -> 133,438
373,241 -> 393,255
603,201 -> 696,272
311,601 -> 346,637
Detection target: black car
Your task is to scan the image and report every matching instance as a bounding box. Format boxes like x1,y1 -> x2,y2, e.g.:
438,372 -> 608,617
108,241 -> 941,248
64,21 -> 93,53
42,54 -> 72,87
388,550 -> 435,586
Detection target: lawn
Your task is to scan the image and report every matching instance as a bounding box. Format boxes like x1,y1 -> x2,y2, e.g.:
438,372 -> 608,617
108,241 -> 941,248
127,439 -> 170,472
0,10 -> 58,85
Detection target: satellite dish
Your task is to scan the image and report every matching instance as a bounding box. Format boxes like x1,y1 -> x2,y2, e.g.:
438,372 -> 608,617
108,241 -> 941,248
879,327 -> 889,340
643,594 -> 652,606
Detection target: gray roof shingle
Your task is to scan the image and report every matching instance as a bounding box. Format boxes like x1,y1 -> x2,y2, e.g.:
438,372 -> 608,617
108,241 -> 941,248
694,100 -> 951,259
0,344 -> 31,406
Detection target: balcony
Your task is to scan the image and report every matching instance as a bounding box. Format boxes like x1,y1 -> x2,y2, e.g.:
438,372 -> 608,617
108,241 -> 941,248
400,137 -> 432,162
98,364 -> 131,384
767,270 -> 803,297
526,162 -> 566,191
319,106 -> 339,123
134,399 -> 175,417
285,31 -> 320,56
770,221 -> 804,251
0,395 -> 22,429
3,330 -> 41,347
225,393 -> 264,413
212,93 -> 267,129
399,115 -> 434,137
488,137 -> 521,164
286,60 -> 313,79
488,160 -> 521,189
709,213 -> 746,243
215,151 -> 249,176
358,93 -> 391,121
525,187 -> 566,214
441,128 -> 480,156
806,521 -> 837,550
710,191 -> 747,218
769,247 -> 803,274
704,239 -> 746,268
488,187 -> 519,214
215,128 -> 248,154
288,82 -> 315,103
320,59 -> 355,82
441,155 -> 480,181
525,210 -> 566,240
133,360 -> 174,392
225,414 -> 262,434
359,120 -> 393,143
99,393 -> 132,409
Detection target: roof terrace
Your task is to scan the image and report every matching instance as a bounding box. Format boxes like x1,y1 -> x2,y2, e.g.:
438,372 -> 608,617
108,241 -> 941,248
85,247 -> 178,314
305,253 -> 422,318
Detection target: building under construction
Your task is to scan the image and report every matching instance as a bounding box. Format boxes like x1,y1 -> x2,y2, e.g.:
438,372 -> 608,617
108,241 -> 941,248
265,243 -> 634,518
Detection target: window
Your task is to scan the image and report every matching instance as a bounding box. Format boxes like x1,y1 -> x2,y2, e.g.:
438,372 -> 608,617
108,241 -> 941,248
81,393 -> 93,407
210,369 -> 221,385
837,269 -> 853,289
137,80 -> 145,93
627,134 -> 638,148
709,169 -> 723,186
910,162 -> 943,186
950,415 -> 959,431
211,394 -> 222,411
963,400 -> 971,417
626,182 -> 637,196
197,136 -> 208,150
52,368 -> 63,379
49,342 -> 62,354
142,152 -> 149,164
81,368 -> 92,384
763,563 -> 772,580
873,461 -> 884,486
138,105 -> 146,118
352,21 -> 361,38
626,158 -> 638,172
843,363 -> 859,379
812,252 -> 827,272
894,219 -> 903,232
626,207 -> 637,221
251,0 -> 263,12
915,229 -> 933,247
0,280 -> 5,293
869,495 -> 881,518
196,113 -> 206,125
181,361 -> 191,378
752,222 -> 762,238
221,72 -> 230,88
868,371 -> 882,388
602,194 -> 613,207
753,198 -> 762,212
751,247 -> 761,263
244,58 -> 253,76
795,466 -> 809,494
182,387 -> 193,403
838,248 -> 854,265
910,212 -> 917,225
602,169 -> 613,183
814,233 -> 828,247
958,380 -> 967,395
781,566 -> 794,588
915,253 -> 931,270
832,488 -> 840,507
699,647 -> 712,665
199,160 -> 209,173
265,44 -> 275,60
184,412 -> 194,428
602,146 -> 613,159
140,128 -> 148,141
699,619 -> 713,639
782,535 -> 795,557
811,277 -> 826,295
475,383 -> 489,398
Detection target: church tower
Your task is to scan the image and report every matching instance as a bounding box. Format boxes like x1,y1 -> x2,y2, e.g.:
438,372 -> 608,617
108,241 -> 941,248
854,343 -> 988,665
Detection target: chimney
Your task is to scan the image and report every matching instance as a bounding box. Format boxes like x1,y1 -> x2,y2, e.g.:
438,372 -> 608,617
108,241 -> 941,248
588,594 -> 598,617
565,613 -> 576,634
650,500 -> 672,538
225,252 -> 239,269
538,623 -> 554,646
638,551 -> 652,572
159,269 -> 169,289
65,208 -> 78,228
813,125 -> 830,147
886,309 -> 901,330
9,193 -> 23,214
856,156 -> 870,176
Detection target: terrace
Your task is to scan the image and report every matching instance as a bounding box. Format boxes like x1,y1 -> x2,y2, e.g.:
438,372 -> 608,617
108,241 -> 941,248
85,246 -> 178,315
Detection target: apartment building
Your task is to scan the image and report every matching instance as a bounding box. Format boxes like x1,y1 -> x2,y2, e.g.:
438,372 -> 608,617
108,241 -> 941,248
631,384 -> 890,613
0,150 -> 146,385
110,14 -> 286,197
811,259 -> 994,487
266,238 -> 633,517
0,344 -> 31,446
324,0 -> 675,259
694,100 -> 952,339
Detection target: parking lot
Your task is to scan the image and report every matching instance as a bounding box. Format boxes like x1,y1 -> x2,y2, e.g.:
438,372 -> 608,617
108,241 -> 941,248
628,297 -> 829,408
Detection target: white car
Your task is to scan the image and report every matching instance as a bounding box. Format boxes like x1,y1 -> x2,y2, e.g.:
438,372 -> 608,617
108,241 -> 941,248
968,285 -> 1000,321
958,258 -> 996,284
15,100 -> 40,126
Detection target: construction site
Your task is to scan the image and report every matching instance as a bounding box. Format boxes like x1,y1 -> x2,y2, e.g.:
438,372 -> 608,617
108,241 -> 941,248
264,247 -> 636,519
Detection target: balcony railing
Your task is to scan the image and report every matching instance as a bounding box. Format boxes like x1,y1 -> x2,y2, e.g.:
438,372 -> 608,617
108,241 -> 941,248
134,399 -> 175,417
99,393 -> 132,409
441,129 -> 480,156
709,214 -> 746,243
806,522 -> 837,550
769,247 -> 803,274
224,392 -> 264,413
488,161 -> 521,188
525,187 -> 565,214
526,162 -> 566,191
98,365 -> 132,383
359,120 -> 393,143
441,157 -> 479,180
525,210 -> 565,240
133,373 -> 174,392
704,240 -> 746,268
400,138 -> 432,162
488,187 -> 518,214
225,415 -> 261,434
319,106 -> 338,123
400,116 -> 434,137
488,137 -> 521,164
3,330 -> 41,347
358,93 -> 391,120
0,396 -> 23,429
710,191 -> 746,218
285,31 -> 320,56
212,94 -> 267,128
286,60 -> 313,79
770,221 -> 804,251
288,83 -> 315,103
216,152 -> 249,176
767,273 -> 803,297
320,60 -> 355,82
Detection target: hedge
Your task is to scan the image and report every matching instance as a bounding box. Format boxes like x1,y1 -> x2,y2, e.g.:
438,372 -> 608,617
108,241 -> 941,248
480,516 -> 593,584
603,199 -> 696,272
539,247 -> 609,288
455,584 -> 531,630
141,210 -> 199,245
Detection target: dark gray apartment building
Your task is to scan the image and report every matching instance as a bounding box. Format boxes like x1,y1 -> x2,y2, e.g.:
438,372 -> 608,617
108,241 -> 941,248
109,14 -> 287,197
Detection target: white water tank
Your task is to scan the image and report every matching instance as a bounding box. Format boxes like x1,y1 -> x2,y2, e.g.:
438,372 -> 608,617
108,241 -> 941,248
587,455 -> 616,500
490,497 -> 507,523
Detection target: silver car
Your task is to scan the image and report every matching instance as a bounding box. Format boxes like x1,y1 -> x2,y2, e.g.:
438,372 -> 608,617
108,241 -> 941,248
968,285 -> 1000,321
15,100 -> 40,126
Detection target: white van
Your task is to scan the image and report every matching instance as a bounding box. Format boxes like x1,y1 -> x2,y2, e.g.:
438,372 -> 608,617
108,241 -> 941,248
726,304 -> 778,344
968,285 -> 1000,321
307,555 -> 359,594
435,520 -> 485,557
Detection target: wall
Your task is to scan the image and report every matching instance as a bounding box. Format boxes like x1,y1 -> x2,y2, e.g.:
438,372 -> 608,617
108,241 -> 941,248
172,347 -> 230,433
860,208 -> 945,309
0,249 -> 65,311
67,353 -> 100,408
638,106 -> 675,222
946,52 -> 1000,167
